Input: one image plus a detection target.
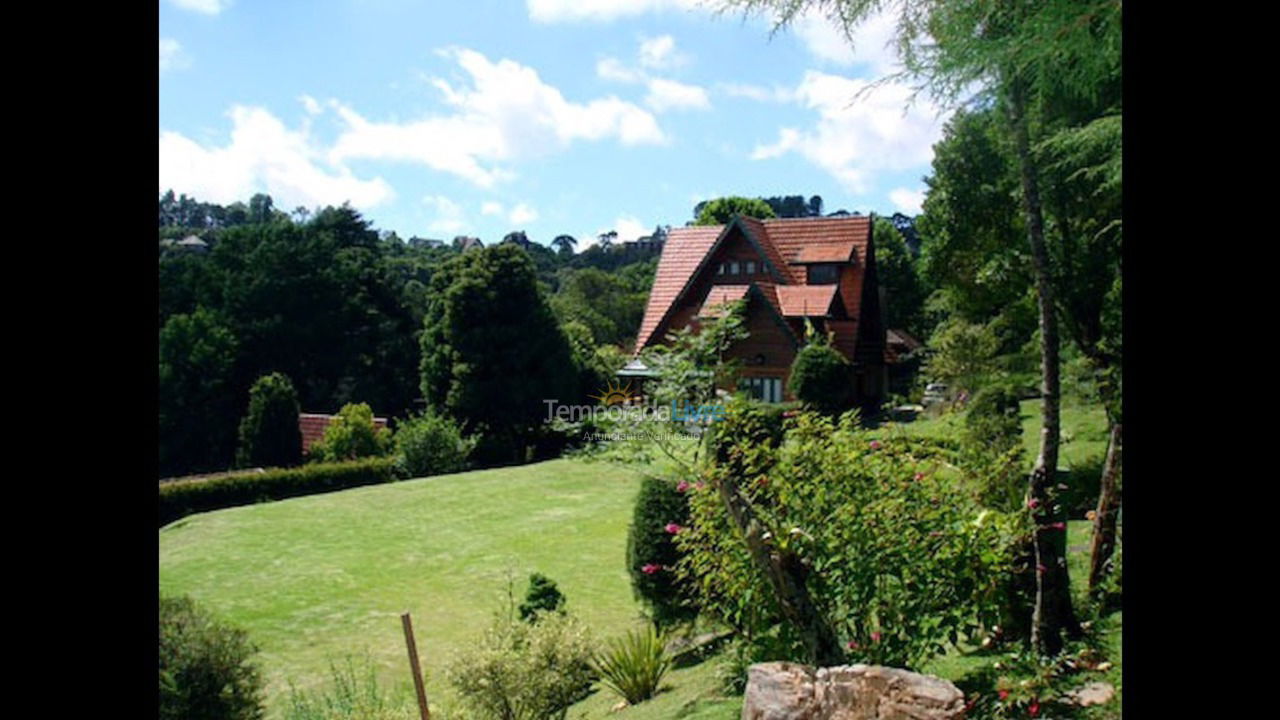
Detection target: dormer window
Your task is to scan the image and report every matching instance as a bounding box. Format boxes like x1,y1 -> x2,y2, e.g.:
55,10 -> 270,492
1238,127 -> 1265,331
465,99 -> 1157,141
807,264 -> 839,284
745,260 -> 757,275
717,263 -> 726,275
728,261 -> 740,275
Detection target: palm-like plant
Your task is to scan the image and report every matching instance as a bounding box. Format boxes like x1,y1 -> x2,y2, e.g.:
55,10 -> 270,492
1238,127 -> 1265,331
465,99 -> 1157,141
591,625 -> 671,705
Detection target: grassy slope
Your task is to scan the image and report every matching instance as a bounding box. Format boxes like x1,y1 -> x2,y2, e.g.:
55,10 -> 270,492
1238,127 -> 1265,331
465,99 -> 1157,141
160,399 -> 1116,719
160,458 -> 650,717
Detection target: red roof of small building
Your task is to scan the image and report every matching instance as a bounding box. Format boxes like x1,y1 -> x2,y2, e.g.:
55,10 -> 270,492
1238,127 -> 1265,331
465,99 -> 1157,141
698,284 -> 751,318
299,412 -> 389,454
636,215 -> 873,351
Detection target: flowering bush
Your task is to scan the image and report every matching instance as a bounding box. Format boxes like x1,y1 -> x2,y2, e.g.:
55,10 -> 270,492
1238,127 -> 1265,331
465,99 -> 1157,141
678,402 -> 1022,670
626,474 -> 698,629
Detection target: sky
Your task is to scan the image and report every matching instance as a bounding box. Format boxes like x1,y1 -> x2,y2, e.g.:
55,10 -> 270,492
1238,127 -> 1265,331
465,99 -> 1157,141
158,0 -> 950,248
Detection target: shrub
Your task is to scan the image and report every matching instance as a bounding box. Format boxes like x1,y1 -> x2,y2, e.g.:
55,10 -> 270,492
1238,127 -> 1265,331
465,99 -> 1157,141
963,382 -> 1023,451
592,625 -> 672,705
626,474 -> 698,630
787,340 -> 855,414
393,412 -> 474,478
309,403 -> 393,463
519,573 -> 566,622
236,372 -> 303,469
284,657 -> 414,720
446,610 -> 594,720
159,457 -> 397,526
160,595 -> 265,720
679,404 -> 1021,670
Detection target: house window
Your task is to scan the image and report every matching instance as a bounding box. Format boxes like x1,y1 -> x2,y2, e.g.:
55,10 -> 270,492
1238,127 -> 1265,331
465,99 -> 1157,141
728,261 -> 740,275
717,263 -> 726,275
807,264 -> 839,284
739,376 -> 783,404
745,260 -> 757,274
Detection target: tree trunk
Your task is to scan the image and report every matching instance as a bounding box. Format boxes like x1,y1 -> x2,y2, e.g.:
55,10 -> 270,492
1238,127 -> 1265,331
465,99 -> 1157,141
1007,78 -> 1081,656
1088,422 -> 1122,594
714,472 -> 845,667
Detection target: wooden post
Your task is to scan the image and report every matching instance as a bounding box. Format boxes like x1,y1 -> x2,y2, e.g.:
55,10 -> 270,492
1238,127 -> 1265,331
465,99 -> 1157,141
400,612 -> 431,720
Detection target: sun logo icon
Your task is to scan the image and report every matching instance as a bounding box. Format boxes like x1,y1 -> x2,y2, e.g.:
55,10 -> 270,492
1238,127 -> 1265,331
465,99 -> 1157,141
590,380 -> 636,407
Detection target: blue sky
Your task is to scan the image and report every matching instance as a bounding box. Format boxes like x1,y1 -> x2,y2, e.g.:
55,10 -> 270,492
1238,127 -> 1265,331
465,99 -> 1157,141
159,0 -> 949,247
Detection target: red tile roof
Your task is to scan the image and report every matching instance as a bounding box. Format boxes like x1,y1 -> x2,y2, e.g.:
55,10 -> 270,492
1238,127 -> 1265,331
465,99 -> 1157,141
299,412 -> 389,454
776,285 -> 840,317
698,284 -> 751,317
636,224 -> 721,349
636,215 -> 874,352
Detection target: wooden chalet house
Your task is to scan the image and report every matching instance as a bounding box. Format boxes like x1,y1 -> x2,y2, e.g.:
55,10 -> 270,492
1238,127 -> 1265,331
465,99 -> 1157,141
632,214 -> 887,405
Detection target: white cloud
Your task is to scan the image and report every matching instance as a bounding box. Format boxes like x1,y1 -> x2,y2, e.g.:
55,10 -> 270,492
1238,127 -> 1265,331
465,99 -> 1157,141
480,201 -> 505,216
639,35 -> 685,69
596,57 -> 643,84
598,39 -> 709,114
611,216 -> 650,242
159,38 -> 189,73
330,48 -> 665,188
719,82 -> 794,103
167,0 -> 233,15
889,187 -> 926,215
509,203 -> 539,225
790,9 -> 901,75
750,71 -> 948,194
528,0 -> 700,23
299,95 -> 323,115
158,105 -> 394,210
423,195 -> 467,234
645,78 -> 710,112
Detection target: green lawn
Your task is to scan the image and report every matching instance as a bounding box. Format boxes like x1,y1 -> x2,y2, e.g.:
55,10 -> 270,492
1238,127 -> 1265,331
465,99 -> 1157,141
161,399 -> 1118,719
887,398 -> 1110,469
160,458 -> 653,717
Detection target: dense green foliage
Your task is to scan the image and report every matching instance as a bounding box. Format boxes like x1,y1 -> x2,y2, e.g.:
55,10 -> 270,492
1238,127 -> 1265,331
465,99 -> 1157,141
159,457 -> 397,526
964,383 -> 1025,451
446,610 -> 594,720
519,573 -> 567,622
160,594 -> 265,720
626,475 -> 698,629
160,307 -> 240,477
392,411 -> 473,478
307,403 -> 393,463
236,372 -> 303,470
787,336 -> 854,415
873,218 -> 928,338
592,625 -> 672,705
420,244 -> 578,464
680,403 -> 1020,670
693,196 -> 777,225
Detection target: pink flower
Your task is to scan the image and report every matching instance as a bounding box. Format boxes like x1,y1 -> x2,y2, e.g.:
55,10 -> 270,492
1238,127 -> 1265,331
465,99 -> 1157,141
1029,700 -> 1040,717
641,563 -> 663,575
1036,564 -> 1048,575
869,440 -> 881,450
782,410 -> 798,418
695,481 -> 706,491
913,472 -> 925,481
1027,498 -> 1040,509
998,690 -> 1009,701
846,640 -> 859,650
1051,522 -> 1066,530
929,530 -> 943,538
870,631 -> 881,643
676,480 -> 690,493
665,523 -> 682,534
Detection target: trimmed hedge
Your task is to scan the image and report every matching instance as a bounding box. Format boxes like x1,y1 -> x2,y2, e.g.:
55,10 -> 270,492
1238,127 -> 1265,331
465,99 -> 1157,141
159,457 -> 397,527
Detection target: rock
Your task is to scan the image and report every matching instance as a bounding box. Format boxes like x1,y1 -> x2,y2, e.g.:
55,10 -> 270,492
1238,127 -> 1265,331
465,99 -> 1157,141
1063,681 -> 1115,707
741,661 -> 967,720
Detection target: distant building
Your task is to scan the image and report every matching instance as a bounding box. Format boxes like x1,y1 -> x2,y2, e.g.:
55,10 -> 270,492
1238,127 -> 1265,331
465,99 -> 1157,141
621,225 -> 668,255
408,236 -> 445,249
298,412 -> 389,455
160,234 -> 209,253
453,236 -> 484,251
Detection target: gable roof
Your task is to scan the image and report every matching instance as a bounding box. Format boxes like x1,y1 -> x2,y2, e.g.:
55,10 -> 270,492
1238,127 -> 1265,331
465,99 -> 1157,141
776,285 -> 841,317
636,215 -> 874,351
